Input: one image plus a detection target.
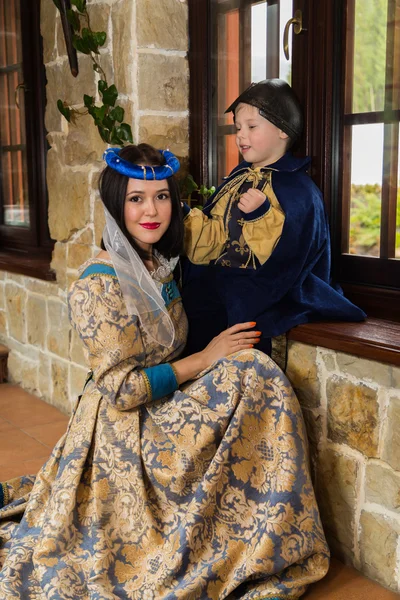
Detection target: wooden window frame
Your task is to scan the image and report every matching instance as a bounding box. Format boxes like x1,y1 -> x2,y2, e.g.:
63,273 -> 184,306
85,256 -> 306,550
188,0 -> 400,322
0,0 -> 54,281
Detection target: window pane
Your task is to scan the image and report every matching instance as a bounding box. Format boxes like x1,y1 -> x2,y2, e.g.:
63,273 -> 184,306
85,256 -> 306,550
251,2 -> 267,81
349,124 -> 384,256
0,0 -> 29,227
279,0 -> 292,83
217,133 -> 239,179
352,0 -> 388,113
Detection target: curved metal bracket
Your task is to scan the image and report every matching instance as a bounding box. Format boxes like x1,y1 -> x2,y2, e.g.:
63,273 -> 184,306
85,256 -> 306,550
283,9 -> 303,61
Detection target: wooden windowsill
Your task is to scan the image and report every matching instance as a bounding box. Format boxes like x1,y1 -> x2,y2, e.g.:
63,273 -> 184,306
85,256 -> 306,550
0,250 -> 56,281
288,318 -> 400,366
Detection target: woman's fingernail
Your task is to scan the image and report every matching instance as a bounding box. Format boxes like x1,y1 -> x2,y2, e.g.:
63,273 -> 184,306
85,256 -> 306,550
255,331 -> 262,336
249,344 -> 254,348
250,321 -> 257,326
255,338 -> 260,343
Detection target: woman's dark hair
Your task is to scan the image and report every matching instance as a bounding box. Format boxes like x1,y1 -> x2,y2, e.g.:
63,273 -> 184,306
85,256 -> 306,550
99,143 -> 184,260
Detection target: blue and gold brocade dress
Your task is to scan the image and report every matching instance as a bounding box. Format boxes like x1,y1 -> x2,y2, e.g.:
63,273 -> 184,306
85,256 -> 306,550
0,258 -> 329,599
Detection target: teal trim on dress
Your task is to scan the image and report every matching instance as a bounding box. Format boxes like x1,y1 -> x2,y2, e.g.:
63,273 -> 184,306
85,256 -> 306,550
143,363 -> 178,401
79,263 -> 117,280
161,279 -> 180,308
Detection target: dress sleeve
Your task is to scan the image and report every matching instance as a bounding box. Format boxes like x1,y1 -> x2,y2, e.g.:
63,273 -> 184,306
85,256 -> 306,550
68,275 -> 178,410
183,206 -> 228,264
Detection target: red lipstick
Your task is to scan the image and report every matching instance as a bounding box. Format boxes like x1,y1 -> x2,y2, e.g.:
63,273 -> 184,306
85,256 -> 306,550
140,223 -> 161,230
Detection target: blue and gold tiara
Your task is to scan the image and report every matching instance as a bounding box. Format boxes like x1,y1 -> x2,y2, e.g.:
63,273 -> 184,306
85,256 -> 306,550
103,147 -> 180,180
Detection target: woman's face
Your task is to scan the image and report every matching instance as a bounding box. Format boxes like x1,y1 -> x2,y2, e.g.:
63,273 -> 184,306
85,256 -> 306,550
124,177 -> 172,253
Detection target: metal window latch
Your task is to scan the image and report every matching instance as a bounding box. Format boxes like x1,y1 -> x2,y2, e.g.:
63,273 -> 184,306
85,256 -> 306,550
14,83 -> 28,109
283,9 -> 303,61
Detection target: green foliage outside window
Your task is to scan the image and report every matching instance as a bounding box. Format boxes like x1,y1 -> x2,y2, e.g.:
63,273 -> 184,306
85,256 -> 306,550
350,184 -> 400,257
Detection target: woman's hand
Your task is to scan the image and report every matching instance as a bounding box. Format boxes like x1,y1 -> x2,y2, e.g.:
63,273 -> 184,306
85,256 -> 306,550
200,322 -> 261,367
171,323 -> 261,386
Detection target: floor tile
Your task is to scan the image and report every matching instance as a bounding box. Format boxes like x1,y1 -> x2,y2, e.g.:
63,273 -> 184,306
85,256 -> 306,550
0,428 -> 50,466
22,419 -> 68,448
0,457 -> 49,480
0,384 -> 66,428
0,416 -> 16,433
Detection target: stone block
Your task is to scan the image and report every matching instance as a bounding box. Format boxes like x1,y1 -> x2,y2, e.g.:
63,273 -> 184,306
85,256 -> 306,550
87,3 -> 111,43
327,376 -> 379,457
26,295 -> 47,349
137,0 -> 188,50
138,54 -> 189,112
72,228 -> 94,246
25,279 -> 58,297
365,461 -> 400,512
286,342 -> 320,409
139,115 -> 189,160
51,359 -> 70,413
0,311 -> 7,337
51,242 -> 67,288
320,350 -> 336,372
40,0 -> 57,63
64,112 -> 107,167
70,364 -> 89,406
112,0 -> 134,93
391,366 -> 400,389
67,243 -> 93,271
8,353 -> 38,394
317,448 -> 359,563
94,195 -> 106,247
38,352 -> 52,402
70,327 -> 88,367
360,511 -> 400,590
382,397 -> 400,471
336,353 -> 391,387
301,407 -> 324,448
5,283 -> 26,343
0,284 -> 4,309
47,150 -> 91,242
47,299 -> 70,360
44,64 -> 64,133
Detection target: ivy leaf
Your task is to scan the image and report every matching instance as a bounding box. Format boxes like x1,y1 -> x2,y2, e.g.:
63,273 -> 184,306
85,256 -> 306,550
66,8 -> 80,32
93,63 -> 102,73
81,28 -> 100,53
103,115 -> 115,130
94,105 -> 107,126
98,79 -> 107,94
109,106 -> 124,123
83,94 -> 94,108
116,123 -> 133,143
102,84 -> 118,107
52,0 -> 61,10
57,99 -> 71,122
93,31 -> 107,47
110,127 -> 123,145
182,174 -> 199,196
98,126 -> 110,143
72,34 -> 91,55
71,0 -> 86,13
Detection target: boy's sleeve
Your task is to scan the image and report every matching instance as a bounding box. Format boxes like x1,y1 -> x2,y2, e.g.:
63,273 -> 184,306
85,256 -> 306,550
241,200 -> 285,265
183,205 -> 228,265
239,180 -> 286,264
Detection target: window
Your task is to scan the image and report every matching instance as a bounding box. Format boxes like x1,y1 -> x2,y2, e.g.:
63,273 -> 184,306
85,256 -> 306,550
0,0 -> 53,279
338,0 -> 400,298
188,0 -> 400,320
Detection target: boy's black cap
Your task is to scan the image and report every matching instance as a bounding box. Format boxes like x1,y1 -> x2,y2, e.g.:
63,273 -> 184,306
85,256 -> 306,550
225,78 -> 303,142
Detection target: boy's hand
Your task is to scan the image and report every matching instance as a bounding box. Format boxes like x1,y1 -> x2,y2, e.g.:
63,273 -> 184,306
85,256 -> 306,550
238,188 -> 267,214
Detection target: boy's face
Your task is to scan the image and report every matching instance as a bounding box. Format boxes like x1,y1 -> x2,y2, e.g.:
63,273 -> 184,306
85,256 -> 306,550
234,103 -> 289,168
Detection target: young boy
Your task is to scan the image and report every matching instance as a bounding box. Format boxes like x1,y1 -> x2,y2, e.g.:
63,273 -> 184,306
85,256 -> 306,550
181,79 -> 365,358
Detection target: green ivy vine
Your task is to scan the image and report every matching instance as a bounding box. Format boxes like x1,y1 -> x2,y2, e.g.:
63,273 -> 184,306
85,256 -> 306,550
53,0 -> 133,146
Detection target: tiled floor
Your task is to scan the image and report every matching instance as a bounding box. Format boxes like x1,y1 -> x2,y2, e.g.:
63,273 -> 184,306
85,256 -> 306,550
0,383 -> 69,480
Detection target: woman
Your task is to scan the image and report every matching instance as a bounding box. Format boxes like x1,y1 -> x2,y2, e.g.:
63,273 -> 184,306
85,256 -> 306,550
0,144 -> 329,599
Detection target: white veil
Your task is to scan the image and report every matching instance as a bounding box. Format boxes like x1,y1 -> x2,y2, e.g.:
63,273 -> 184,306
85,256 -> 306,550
103,208 -> 175,348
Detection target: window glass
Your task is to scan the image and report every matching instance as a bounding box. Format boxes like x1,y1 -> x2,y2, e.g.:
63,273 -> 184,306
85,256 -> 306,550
251,2 -> 267,81
349,124 -> 383,257
0,0 -> 29,227
352,0 -> 387,114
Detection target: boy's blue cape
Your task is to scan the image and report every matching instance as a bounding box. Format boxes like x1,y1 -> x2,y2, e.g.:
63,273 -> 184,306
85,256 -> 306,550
181,153 -> 366,354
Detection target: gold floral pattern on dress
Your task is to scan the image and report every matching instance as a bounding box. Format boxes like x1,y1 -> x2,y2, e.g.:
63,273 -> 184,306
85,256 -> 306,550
0,259 -> 329,599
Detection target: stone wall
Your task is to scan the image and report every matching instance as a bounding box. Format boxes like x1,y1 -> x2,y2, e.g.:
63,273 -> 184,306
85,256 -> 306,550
0,0 -> 189,413
287,341 -> 400,592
